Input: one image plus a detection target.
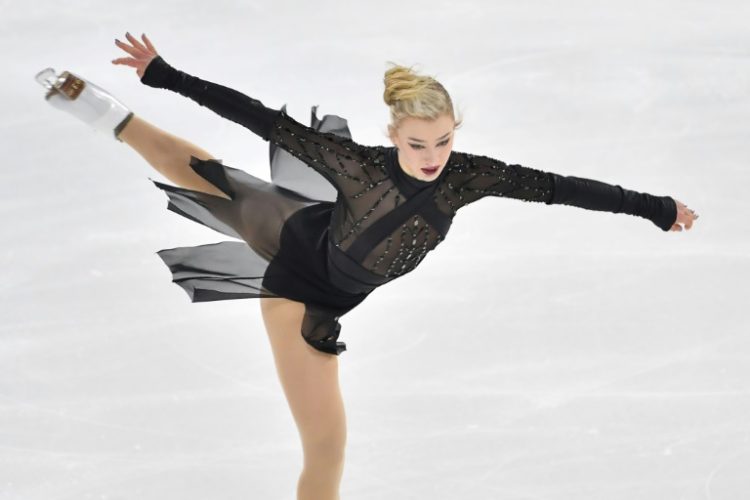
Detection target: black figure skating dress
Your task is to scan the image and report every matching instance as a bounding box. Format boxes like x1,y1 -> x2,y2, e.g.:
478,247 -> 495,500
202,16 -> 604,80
141,56 -> 677,356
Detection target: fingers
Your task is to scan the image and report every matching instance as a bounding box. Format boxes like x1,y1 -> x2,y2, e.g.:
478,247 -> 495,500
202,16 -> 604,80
668,198 -> 700,232
682,208 -> 698,230
125,32 -> 149,54
680,213 -> 693,230
111,57 -> 139,68
675,215 -> 689,231
669,209 -> 699,232
141,33 -> 158,54
114,38 -> 144,58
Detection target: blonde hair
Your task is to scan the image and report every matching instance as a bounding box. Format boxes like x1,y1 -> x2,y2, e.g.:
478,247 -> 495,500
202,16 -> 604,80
383,61 -> 463,138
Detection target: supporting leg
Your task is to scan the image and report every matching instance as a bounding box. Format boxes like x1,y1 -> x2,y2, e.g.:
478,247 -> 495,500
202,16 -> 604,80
260,297 -> 347,500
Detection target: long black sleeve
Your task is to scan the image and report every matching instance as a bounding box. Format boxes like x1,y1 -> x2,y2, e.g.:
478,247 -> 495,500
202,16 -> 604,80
139,55 -> 382,197
447,150 -> 677,231
548,173 -> 677,231
139,55 -> 281,141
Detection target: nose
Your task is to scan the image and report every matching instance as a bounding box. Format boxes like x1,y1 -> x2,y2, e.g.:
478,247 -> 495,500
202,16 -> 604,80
424,150 -> 439,166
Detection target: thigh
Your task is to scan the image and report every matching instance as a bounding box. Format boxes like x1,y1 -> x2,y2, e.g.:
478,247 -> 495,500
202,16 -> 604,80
260,297 -> 347,449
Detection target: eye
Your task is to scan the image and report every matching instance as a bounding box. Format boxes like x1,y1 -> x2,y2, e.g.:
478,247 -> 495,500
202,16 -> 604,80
408,139 -> 450,150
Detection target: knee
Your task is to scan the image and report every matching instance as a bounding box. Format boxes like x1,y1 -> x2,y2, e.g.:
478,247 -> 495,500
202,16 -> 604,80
302,432 -> 347,468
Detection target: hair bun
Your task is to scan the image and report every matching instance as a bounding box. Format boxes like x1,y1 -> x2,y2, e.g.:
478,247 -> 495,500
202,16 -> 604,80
383,61 -> 430,106
381,60 -> 463,137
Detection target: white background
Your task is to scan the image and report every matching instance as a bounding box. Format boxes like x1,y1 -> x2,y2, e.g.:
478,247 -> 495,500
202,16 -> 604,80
2,1 -> 749,498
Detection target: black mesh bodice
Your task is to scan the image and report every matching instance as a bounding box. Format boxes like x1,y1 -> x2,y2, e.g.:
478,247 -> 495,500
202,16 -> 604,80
268,110 -> 556,278
141,55 -> 676,282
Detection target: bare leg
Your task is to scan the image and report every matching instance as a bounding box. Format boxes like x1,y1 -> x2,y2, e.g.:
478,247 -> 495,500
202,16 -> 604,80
117,115 -> 230,199
260,297 -> 347,500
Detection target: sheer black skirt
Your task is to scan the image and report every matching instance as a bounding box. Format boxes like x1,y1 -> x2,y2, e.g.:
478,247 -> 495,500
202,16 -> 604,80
150,105 -> 371,355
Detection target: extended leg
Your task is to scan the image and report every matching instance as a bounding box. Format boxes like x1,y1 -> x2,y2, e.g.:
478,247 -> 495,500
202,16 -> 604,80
260,297 -> 347,500
36,67 -> 229,199
117,115 -> 230,199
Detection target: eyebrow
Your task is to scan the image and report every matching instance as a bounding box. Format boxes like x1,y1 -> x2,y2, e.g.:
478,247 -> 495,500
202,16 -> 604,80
407,131 -> 452,143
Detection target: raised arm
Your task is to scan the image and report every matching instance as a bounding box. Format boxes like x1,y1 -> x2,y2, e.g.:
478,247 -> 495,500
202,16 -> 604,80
137,55 -> 379,194
112,33 -> 378,195
139,55 -> 280,141
446,150 -> 678,231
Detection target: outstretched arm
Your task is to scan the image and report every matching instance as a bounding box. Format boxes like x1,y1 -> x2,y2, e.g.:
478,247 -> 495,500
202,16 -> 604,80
139,55 -> 281,141
447,150 -> 695,231
112,32 -> 373,194
548,173 -> 678,231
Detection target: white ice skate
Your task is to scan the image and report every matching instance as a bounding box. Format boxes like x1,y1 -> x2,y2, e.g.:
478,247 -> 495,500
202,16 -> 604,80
35,67 -> 134,141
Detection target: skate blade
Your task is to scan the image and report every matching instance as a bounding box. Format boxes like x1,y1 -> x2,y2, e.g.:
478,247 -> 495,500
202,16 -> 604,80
35,68 -> 86,101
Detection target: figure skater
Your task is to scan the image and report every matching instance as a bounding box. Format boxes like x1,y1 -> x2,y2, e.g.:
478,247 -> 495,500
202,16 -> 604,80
36,32 -> 699,500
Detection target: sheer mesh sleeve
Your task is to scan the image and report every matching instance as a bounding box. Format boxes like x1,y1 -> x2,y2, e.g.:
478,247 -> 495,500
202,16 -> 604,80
442,150 -> 555,209
443,149 -> 676,230
267,109 -> 385,197
140,55 -> 382,196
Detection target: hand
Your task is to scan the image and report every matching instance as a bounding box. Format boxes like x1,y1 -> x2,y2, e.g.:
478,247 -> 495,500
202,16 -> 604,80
670,198 -> 699,232
111,32 -> 159,79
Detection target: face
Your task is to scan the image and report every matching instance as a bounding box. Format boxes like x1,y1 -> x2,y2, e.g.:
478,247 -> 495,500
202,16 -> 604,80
389,114 -> 456,181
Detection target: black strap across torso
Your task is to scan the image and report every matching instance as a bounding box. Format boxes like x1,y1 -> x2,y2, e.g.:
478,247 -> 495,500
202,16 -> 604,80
346,185 -> 452,263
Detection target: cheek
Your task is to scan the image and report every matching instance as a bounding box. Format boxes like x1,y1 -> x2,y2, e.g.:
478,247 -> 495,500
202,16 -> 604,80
404,148 -> 421,163
441,146 -> 452,162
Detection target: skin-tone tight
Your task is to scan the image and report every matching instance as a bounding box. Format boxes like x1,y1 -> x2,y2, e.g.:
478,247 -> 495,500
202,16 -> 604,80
118,115 -> 347,500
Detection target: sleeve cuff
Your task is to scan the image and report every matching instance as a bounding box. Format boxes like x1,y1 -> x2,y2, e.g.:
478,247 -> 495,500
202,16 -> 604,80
140,55 -> 174,89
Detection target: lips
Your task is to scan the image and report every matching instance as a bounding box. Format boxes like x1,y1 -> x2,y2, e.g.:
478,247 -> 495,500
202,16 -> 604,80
421,165 -> 439,175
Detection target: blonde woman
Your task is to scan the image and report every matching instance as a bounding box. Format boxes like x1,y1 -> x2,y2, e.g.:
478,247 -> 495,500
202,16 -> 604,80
37,32 -> 698,500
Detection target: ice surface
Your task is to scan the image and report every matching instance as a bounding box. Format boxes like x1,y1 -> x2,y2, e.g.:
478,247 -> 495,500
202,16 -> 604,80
2,1 -> 748,498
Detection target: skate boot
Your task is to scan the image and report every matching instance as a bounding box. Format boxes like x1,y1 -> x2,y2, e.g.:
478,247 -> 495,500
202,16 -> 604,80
35,67 -> 134,142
